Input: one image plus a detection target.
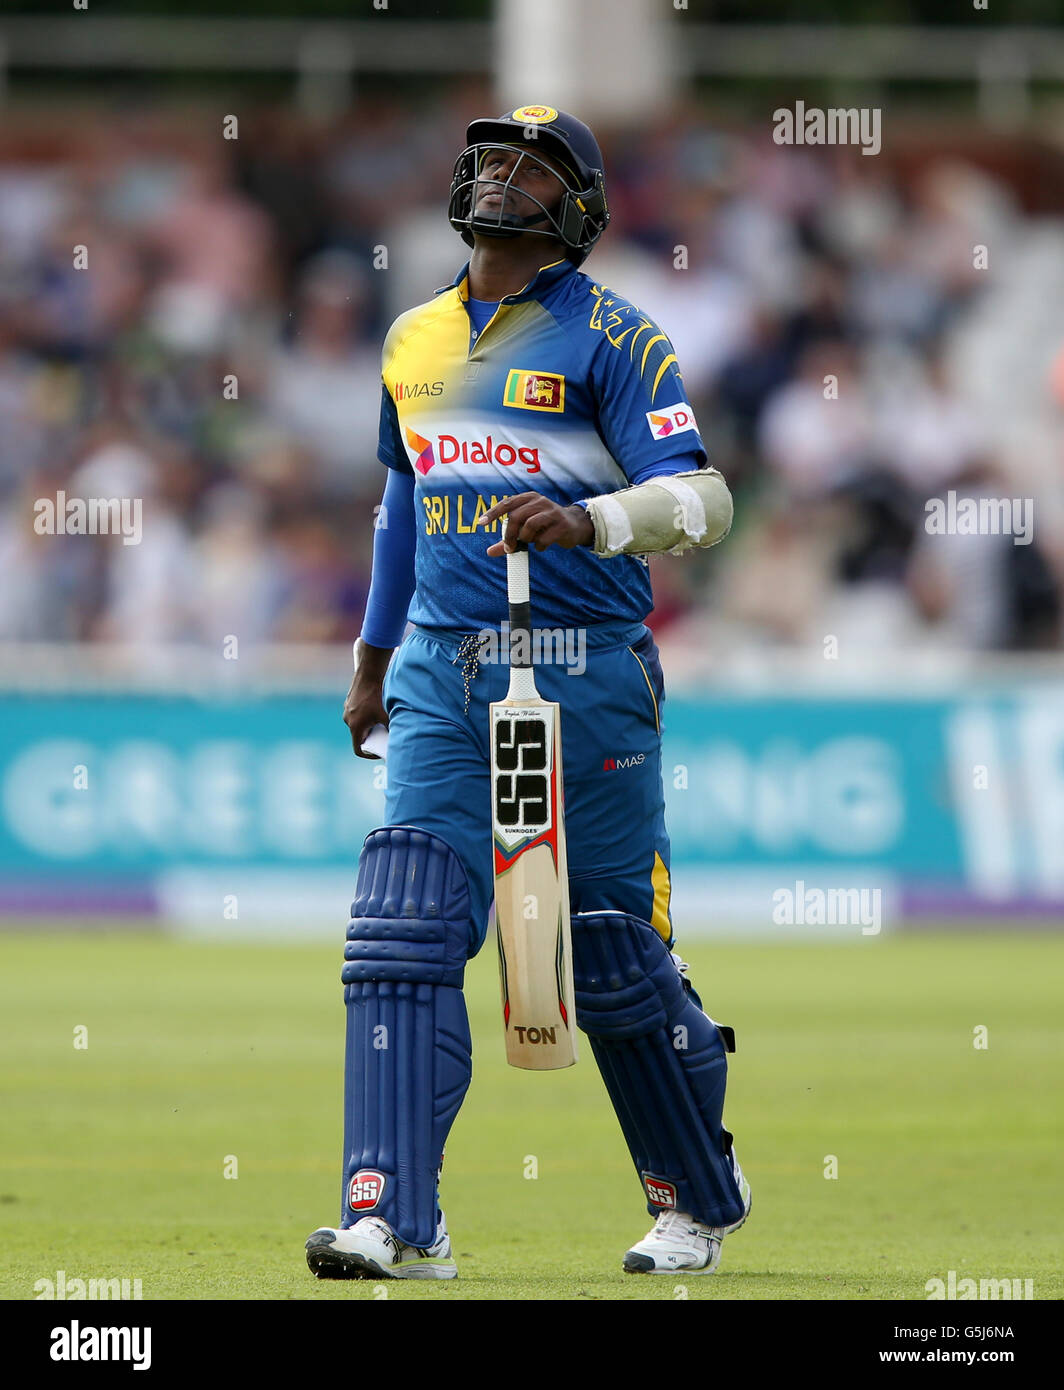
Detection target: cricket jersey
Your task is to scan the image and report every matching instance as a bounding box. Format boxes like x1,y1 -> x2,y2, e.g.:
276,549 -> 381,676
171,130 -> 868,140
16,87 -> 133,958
377,257 -> 707,632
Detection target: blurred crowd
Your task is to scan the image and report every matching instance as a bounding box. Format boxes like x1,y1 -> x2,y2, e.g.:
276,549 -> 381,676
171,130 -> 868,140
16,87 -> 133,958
1,92 -> 1063,656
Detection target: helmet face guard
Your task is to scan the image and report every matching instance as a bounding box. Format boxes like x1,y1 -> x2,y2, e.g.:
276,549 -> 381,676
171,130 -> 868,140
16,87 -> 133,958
448,112 -> 609,265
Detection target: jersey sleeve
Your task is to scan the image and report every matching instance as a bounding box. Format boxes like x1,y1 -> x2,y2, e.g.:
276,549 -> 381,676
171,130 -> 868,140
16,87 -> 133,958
626,450 -> 707,487
377,382 -> 412,475
360,469 -> 416,649
589,303 -> 708,482
573,450 -> 706,508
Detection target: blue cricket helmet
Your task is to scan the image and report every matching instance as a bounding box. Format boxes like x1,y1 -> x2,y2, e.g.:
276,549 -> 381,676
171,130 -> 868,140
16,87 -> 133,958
448,104 -> 610,266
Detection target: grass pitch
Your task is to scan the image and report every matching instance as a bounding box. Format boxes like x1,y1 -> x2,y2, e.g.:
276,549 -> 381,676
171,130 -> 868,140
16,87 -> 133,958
0,929 -> 1060,1301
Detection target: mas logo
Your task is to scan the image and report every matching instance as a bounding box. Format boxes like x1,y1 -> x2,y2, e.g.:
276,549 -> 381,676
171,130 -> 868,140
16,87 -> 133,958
348,1169 -> 387,1212
395,380 -> 443,400
603,754 -> 646,771
646,402 -> 697,440
512,105 -> 558,124
504,369 -> 565,413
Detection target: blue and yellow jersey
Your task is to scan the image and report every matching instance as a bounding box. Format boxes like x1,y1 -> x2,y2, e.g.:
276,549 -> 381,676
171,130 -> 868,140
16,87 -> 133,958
377,257 -> 706,631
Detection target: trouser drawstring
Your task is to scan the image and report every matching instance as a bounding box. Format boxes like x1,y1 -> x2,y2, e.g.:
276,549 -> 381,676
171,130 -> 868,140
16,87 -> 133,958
452,633 -> 486,716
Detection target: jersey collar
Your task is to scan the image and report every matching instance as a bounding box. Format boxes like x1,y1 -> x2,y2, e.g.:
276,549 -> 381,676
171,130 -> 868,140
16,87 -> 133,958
437,257 -> 577,306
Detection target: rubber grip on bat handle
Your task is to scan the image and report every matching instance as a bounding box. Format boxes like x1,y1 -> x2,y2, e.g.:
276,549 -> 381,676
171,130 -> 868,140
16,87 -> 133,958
506,543 -> 530,606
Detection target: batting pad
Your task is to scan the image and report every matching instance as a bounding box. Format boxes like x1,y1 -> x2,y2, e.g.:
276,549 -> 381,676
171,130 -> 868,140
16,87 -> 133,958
572,911 -> 746,1228
340,826 -> 473,1248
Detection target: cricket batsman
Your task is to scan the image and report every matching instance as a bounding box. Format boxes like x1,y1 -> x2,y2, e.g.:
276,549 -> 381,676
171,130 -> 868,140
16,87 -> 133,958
305,105 -> 750,1280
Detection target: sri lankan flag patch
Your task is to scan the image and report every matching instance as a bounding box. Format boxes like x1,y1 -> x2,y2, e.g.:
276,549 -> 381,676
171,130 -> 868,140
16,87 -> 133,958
504,369 -> 565,413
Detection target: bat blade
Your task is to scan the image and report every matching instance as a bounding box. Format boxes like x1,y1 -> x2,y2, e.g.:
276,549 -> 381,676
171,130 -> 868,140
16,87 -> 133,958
490,697 -> 577,1071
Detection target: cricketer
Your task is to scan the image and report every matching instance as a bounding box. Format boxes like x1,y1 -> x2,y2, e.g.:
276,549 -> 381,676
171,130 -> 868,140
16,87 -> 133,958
305,105 -> 750,1280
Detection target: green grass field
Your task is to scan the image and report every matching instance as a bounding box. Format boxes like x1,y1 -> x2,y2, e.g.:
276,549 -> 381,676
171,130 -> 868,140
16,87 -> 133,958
1,930 -> 1060,1301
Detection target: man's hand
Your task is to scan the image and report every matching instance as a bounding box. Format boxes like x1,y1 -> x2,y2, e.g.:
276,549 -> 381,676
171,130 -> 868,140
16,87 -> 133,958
343,640 -> 393,758
474,493 -> 595,555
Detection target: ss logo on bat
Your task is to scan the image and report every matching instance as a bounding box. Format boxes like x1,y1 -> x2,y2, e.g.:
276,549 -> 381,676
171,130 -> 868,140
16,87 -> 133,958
492,716 -> 550,832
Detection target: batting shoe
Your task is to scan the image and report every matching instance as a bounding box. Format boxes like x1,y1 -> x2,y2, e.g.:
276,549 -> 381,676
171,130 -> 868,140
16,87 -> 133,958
305,1214 -> 457,1281
623,1158 -> 752,1275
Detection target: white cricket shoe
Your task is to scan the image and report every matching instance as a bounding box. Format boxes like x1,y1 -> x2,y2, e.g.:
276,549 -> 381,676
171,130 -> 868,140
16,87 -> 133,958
305,1214 -> 457,1281
623,1159 -> 751,1275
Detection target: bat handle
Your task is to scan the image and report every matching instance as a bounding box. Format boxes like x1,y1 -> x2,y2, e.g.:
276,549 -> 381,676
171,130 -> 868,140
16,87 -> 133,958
505,543 -> 530,609
504,544 -> 536,698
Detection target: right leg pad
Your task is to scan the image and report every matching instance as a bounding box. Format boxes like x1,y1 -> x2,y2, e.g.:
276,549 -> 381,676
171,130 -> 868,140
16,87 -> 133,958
339,827 -> 473,1249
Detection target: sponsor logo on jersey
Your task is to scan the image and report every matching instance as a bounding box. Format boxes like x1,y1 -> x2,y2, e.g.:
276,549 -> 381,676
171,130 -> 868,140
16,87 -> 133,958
603,754 -> 646,771
348,1169 -> 387,1212
512,105 -> 558,124
504,369 -> 565,413
646,403 -> 698,439
405,432 -> 542,475
405,427 -> 436,476
642,1174 -> 678,1209
395,380 -> 444,400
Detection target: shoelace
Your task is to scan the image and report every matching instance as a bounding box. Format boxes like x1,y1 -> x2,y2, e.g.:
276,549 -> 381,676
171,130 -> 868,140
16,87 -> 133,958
653,1209 -> 692,1237
452,633 -> 486,716
654,1209 -> 717,1241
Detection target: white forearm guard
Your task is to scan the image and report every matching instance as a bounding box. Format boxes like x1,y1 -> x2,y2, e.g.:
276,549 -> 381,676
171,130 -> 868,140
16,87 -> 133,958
583,468 -> 733,558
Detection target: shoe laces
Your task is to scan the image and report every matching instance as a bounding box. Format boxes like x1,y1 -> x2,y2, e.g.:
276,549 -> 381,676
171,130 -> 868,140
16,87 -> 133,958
653,1209 -> 695,1238
654,1209 -> 719,1242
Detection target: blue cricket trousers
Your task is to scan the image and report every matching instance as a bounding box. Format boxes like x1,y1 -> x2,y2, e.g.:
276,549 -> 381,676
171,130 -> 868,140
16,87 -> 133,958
380,619 -> 673,956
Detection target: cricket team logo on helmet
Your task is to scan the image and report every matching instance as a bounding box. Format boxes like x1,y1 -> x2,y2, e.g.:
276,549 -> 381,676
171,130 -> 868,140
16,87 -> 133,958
448,105 -> 610,266
512,104 -> 559,124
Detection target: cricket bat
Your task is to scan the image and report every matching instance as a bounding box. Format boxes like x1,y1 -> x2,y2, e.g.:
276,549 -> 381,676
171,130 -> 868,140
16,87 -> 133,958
490,544 -> 578,1070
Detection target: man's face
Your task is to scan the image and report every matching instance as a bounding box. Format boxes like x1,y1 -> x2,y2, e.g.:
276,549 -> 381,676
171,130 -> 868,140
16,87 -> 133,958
473,143 -> 570,228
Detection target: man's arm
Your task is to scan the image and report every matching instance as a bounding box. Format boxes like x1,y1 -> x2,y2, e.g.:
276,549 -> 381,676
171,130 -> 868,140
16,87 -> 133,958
476,296 -> 732,556
473,454 -> 729,557
344,468 -> 416,757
